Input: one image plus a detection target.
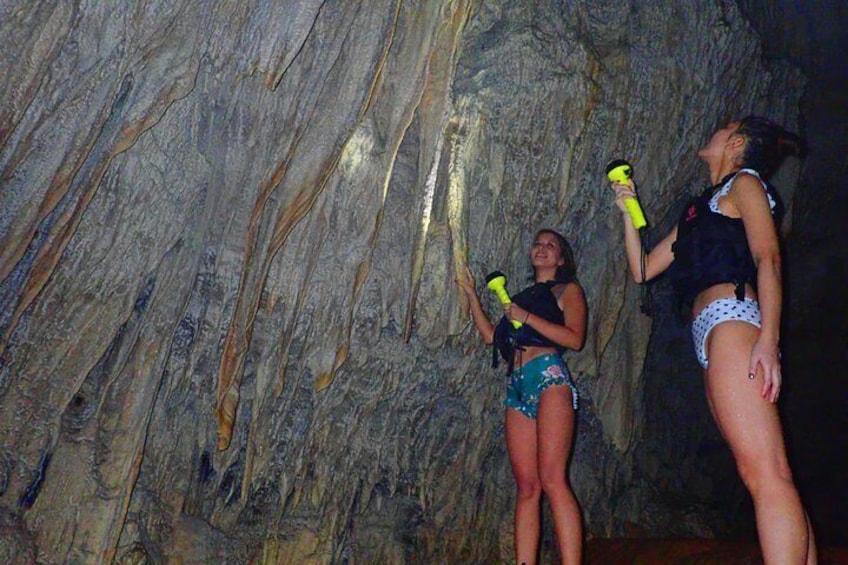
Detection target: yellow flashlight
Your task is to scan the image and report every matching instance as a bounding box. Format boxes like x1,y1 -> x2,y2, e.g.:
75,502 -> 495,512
606,159 -> 647,230
485,271 -> 522,329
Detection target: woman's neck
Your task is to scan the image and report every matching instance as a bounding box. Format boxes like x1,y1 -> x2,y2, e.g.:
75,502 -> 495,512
535,268 -> 557,283
709,153 -> 743,184
709,162 -> 741,185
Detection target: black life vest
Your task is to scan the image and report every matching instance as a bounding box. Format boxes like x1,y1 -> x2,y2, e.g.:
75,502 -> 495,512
492,280 -> 566,372
668,170 -> 775,308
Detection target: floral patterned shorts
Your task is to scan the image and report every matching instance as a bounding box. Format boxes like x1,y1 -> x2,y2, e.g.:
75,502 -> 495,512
505,353 -> 578,419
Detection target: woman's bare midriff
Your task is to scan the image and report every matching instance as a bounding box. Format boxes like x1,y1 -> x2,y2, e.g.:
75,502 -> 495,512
692,282 -> 758,319
513,345 -> 561,369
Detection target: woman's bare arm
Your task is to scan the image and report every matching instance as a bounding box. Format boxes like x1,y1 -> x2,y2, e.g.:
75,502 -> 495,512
456,266 -> 495,344
612,183 -> 676,282
729,173 -> 783,402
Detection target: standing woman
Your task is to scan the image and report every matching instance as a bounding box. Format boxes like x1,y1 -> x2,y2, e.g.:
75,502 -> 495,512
611,116 -> 817,564
457,229 -> 587,565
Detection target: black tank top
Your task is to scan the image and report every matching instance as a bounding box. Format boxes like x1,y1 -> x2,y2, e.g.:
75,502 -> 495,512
668,170 -> 775,308
492,281 -> 566,371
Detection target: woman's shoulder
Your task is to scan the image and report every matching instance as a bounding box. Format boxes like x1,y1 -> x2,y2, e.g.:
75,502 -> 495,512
551,280 -> 583,299
729,170 -> 776,210
733,169 -> 766,187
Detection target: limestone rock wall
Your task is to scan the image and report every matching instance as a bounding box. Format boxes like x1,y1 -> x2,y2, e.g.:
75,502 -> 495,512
0,1 -> 802,562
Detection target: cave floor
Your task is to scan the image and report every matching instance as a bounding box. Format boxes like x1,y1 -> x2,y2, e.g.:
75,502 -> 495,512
585,538 -> 848,564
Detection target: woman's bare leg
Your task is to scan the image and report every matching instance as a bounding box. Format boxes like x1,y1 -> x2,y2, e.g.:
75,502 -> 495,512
537,385 -> 582,565
705,322 -> 816,564
506,408 -> 542,565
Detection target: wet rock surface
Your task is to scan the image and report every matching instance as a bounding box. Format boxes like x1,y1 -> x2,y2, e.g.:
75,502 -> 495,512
1,1 -> 844,562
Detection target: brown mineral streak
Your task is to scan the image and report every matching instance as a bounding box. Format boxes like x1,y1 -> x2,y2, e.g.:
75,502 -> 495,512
0,75 -> 198,356
0,5 -> 103,282
214,0 -> 406,451
0,169 -> 108,357
403,1 -> 472,343
0,107 -> 104,285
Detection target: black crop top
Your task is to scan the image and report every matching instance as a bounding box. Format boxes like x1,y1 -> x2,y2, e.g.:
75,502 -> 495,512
492,280 -> 567,372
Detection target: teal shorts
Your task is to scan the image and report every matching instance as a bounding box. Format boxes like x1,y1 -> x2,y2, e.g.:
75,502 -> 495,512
505,353 -> 578,419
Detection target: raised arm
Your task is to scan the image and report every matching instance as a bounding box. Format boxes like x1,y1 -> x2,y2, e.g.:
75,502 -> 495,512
456,266 -> 495,344
612,182 -> 676,282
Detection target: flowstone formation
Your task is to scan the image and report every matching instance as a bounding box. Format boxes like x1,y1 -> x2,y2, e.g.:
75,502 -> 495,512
0,1 -> 802,562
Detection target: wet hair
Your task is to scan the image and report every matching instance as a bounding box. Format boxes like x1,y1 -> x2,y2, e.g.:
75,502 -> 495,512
533,229 -> 577,284
734,115 -> 805,178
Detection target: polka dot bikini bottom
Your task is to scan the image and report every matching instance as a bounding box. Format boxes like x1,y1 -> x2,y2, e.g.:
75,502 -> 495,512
691,297 -> 761,369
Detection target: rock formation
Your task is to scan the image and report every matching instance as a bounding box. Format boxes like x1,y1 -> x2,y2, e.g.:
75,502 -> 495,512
3,1 -> 838,563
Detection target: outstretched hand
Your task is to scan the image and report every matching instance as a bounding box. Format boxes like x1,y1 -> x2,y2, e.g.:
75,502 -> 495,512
749,338 -> 781,403
455,266 -> 478,299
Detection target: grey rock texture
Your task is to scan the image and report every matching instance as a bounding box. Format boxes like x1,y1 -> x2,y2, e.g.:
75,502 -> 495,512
0,1 -> 816,562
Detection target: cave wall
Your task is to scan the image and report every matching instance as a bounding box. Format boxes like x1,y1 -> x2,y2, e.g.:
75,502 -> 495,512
0,1 -> 804,562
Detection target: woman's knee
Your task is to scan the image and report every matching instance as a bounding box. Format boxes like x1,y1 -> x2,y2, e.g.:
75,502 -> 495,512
538,467 -> 568,496
515,475 -> 542,501
735,453 -> 794,495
